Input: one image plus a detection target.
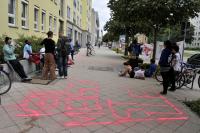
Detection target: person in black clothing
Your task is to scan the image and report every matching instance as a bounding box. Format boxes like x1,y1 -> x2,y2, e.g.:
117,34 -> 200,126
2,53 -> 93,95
159,40 -> 173,95
40,31 -> 56,80
57,33 -> 71,79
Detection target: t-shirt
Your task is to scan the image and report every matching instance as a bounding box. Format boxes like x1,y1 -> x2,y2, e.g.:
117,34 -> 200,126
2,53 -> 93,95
41,38 -> 55,54
40,47 -> 45,59
23,44 -> 32,59
173,53 -> 181,71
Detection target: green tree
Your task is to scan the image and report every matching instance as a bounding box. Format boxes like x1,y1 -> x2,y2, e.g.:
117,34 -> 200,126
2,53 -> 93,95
107,0 -> 200,59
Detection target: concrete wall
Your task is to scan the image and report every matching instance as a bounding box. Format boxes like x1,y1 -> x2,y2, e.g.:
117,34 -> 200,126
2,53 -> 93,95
1,60 -> 36,81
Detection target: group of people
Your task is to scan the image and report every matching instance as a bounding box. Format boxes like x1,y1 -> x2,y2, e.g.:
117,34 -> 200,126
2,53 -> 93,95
119,57 -> 157,80
2,31 -> 81,82
119,39 -> 181,95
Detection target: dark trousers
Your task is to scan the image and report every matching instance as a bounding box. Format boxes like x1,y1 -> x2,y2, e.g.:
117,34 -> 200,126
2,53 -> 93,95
8,60 -> 27,79
58,56 -> 68,77
71,50 -> 74,60
161,68 -> 175,94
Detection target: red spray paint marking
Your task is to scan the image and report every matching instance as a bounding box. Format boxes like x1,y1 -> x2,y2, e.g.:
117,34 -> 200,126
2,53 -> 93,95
14,80 -> 188,127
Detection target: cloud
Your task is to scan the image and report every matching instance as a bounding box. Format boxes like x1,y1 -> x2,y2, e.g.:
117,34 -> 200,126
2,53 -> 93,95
92,0 -> 111,32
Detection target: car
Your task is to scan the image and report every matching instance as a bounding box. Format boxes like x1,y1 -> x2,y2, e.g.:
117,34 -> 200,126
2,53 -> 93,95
187,54 -> 200,65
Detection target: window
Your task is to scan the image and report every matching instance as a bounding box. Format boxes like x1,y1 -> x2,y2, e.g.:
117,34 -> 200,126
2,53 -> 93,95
73,12 -> 76,24
34,7 -> 39,30
77,16 -> 79,26
54,17 -> 57,34
74,0 -> 76,8
67,27 -> 73,38
8,0 -> 16,26
67,6 -> 71,19
49,15 -> 53,31
21,0 -> 28,28
80,5 -> 82,13
41,11 -> 46,32
77,1 -> 79,11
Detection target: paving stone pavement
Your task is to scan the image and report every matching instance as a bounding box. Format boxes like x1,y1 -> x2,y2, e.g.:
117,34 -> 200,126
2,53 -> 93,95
0,47 -> 200,133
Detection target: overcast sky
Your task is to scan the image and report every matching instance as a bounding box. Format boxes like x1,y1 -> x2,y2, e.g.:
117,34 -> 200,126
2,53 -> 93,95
92,0 -> 110,34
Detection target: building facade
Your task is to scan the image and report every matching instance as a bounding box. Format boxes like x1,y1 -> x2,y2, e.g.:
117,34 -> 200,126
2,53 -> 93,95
0,0 -> 93,46
91,8 -> 100,46
190,13 -> 200,48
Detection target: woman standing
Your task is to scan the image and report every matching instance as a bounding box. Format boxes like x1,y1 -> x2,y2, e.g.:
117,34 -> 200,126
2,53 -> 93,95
159,40 -> 172,95
41,31 -> 56,80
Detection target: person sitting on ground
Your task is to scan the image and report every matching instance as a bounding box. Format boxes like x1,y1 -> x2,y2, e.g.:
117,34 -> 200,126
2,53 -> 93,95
23,40 -> 32,60
119,56 -> 143,78
134,65 -> 145,80
119,62 -> 135,78
145,59 -> 157,77
3,37 -> 32,82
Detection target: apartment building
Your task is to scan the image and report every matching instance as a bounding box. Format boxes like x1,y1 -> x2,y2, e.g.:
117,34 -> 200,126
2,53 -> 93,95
0,0 -> 93,45
0,0 -> 60,40
190,13 -> 200,48
91,8 -> 100,46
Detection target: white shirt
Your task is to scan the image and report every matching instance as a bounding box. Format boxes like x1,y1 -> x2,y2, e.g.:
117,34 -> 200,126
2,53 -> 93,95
23,44 -> 32,59
40,47 -> 45,59
173,53 -> 181,71
134,69 -> 145,78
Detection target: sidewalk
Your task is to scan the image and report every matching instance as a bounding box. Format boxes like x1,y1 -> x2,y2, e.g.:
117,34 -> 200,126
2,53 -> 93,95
0,47 -> 200,133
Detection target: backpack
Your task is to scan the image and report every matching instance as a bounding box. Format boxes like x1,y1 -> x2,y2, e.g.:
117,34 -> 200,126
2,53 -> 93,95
60,39 -> 71,56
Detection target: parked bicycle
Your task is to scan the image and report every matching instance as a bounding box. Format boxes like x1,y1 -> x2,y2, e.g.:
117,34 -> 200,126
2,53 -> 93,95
155,63 -> 200,89
0,65 -> 12,95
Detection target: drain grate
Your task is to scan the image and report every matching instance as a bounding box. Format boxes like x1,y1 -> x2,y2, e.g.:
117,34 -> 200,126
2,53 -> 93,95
88,66 -> 114,72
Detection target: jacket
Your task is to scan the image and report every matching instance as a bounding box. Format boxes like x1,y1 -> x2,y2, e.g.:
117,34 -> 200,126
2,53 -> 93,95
3,44 -> 16,61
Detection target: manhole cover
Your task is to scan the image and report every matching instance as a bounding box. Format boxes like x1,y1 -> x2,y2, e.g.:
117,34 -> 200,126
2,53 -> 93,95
88,66 -> 114,72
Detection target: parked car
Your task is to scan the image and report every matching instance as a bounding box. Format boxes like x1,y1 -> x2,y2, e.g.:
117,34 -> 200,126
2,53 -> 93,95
187,54 -> 200,65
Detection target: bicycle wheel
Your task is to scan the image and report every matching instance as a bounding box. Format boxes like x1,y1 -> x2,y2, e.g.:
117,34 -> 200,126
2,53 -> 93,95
0,71 -> 12,95
91,49 -> 96,55
155,70 -> 163,82
175,73 -> 185,89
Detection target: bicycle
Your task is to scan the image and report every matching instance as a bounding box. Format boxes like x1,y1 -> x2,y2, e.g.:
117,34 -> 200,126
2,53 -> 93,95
155,66 -> 185,89
0,65 -> 12,95
178,63 -> 200,89
86,45 -> 96,56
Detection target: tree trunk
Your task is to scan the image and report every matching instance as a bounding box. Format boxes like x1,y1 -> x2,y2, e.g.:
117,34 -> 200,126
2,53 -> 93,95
124,31 -> 129,56
152,28 -> 157,60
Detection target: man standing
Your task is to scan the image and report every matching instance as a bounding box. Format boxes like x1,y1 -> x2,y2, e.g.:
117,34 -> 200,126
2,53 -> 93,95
57,34 -> 71,79
3,37 -> 31,82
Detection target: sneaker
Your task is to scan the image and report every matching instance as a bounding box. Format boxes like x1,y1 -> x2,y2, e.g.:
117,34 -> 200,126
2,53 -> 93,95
25,78 -> 32,81
64,76 -> 67,79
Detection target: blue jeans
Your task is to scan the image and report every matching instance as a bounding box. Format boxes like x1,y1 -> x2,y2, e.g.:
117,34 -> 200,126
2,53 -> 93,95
58,56 -> 68,77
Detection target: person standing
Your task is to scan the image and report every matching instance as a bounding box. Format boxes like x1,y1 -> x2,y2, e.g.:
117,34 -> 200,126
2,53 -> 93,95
41,31 -> 56,80
23,40 -> 32,60
133,40 -> 142,58
168,44 -> 181,92
70,39 -> 75,60
159,40 -> 172,95
57,34 -> 71,79
3,37 -> 31,82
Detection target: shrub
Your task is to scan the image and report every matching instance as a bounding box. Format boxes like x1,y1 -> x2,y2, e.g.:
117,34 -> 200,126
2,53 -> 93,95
184,99 -> 200,117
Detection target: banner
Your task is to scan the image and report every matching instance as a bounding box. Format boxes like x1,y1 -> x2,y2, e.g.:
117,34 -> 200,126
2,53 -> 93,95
155,41 -> 184,60
141,43 -> 153,61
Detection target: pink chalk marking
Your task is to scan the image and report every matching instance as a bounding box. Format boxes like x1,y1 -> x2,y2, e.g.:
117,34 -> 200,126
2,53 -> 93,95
14,80 -> 188,127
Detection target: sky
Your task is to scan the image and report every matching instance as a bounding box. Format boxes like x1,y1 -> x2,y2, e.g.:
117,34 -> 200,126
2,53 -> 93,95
92,0 -> 110,34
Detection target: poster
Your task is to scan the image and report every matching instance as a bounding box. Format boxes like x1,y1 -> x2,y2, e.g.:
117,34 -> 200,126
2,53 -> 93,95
141,43 -> 153,61
155,41 -> 184,60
